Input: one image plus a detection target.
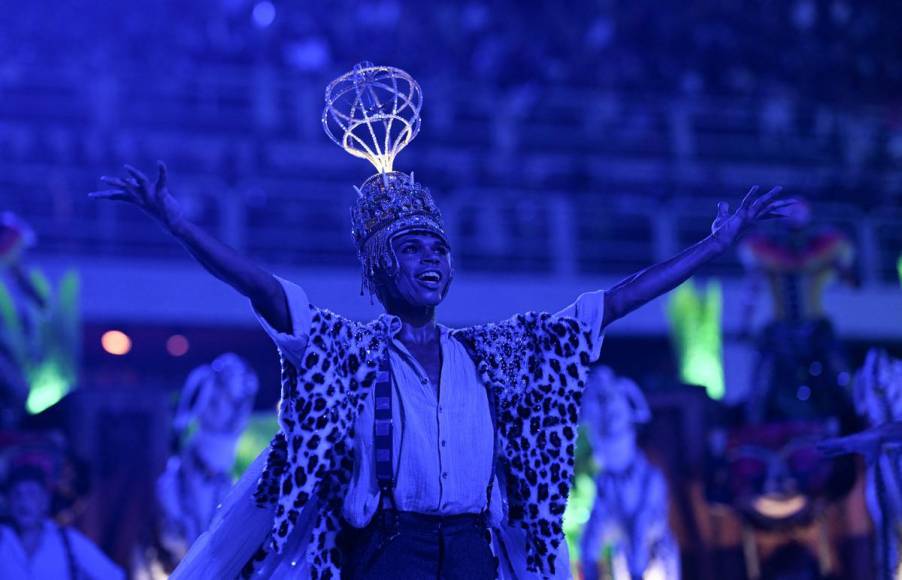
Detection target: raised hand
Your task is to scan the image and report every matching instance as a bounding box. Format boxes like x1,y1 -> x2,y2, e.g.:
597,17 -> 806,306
710,186 -> 797,250
90,162 -> 184,232
89,161 -> 289,332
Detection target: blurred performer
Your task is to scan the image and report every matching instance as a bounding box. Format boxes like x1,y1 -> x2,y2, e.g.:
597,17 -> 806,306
819,349 -> 902,580
0,464 -> 124,580
579,367 -> 679,580
0,212 -> 46,429
156,353 -> 258,564
90,63 -> 793,579
739,199 -> 857,424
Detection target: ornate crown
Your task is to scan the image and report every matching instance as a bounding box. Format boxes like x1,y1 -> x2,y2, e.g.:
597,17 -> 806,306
323,63 -> 449,295
322,62 -> 422,174
349,171 -> 446,253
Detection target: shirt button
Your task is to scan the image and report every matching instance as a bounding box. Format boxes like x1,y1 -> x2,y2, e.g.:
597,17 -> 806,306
421,377 -> 428,385
441,440 -> 447,447
442,472 -> 448,479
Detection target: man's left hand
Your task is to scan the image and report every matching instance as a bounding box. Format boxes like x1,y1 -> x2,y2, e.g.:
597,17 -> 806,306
711,186 -> 796,250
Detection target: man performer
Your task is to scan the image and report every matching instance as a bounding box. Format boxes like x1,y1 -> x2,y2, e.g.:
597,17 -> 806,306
90,63 -> 793,579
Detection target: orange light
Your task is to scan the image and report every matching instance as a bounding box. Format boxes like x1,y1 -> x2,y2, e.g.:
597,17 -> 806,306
101,330 -> 132,355
166,334 -> 190,357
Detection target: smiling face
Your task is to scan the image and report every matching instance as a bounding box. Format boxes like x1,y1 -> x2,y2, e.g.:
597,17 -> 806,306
378,231 -> 452,311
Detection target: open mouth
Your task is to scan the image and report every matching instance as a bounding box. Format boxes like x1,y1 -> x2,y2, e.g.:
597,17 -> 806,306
415,270 -> 443,286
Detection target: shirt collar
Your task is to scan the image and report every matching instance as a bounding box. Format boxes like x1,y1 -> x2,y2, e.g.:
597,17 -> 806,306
378,313 -> 450,342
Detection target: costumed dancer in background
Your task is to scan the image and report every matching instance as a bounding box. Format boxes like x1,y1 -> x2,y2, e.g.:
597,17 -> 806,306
738,199 -> 857,424
579,367 -> 679,580
819,349 -> 902,580
155,353 -> 258,568
90,62 -> 793,579
730,199 -> 860,579
0,463 -> 124,579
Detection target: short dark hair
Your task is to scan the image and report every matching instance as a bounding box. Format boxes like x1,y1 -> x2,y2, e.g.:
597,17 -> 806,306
4,464 -> 49,493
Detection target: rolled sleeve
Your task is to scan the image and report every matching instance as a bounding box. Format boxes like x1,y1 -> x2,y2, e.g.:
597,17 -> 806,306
252,276 -> 312,368
556,290 -> 606,362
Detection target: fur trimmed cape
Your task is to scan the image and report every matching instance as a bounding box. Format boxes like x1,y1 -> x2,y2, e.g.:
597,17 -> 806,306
246,307 -> 595,578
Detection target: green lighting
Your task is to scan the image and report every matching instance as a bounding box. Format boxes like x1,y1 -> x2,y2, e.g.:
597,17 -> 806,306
233,413 -> 279,477
26,362 -> 69,414
666,279 -> 725,399
564,426 -> 599,574
563,471 -> 597,562
0,269 -> 81,414
897,254 -> 902,286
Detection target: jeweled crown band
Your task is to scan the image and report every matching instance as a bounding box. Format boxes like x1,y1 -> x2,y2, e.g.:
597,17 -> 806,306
350,172 -> 447,250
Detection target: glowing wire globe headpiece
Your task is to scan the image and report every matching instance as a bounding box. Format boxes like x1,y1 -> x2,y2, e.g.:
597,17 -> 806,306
323,62 -> 449,298
323,62 -> 422,174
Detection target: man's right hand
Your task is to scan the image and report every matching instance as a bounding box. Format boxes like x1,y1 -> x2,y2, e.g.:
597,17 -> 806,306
91,161 -> 185,233
89,161 -> 291,334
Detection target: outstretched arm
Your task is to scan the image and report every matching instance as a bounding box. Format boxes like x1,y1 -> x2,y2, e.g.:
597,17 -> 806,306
90,162 -> 291,333
602,186 -> 792,329
819,421 -> 902,464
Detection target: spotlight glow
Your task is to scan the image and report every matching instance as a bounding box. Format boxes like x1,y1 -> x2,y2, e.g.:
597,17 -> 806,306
166,334 -> 190,357
252,1 -> 276,28
101,330 -> 132,355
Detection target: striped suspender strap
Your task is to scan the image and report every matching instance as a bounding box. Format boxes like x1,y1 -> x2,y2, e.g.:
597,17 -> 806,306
373,346 -> 396,510
484,384 -> 498,514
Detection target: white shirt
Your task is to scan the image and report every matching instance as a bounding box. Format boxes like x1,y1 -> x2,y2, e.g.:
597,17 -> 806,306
0,521 -> 125,580
255,278 -> 606,529
341,315 -> 501,527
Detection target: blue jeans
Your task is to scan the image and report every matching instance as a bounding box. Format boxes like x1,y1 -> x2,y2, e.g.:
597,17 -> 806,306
341,510 -> 498,579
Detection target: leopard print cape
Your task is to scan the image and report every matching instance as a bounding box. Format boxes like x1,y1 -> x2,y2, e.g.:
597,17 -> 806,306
244,306 -> 594,579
